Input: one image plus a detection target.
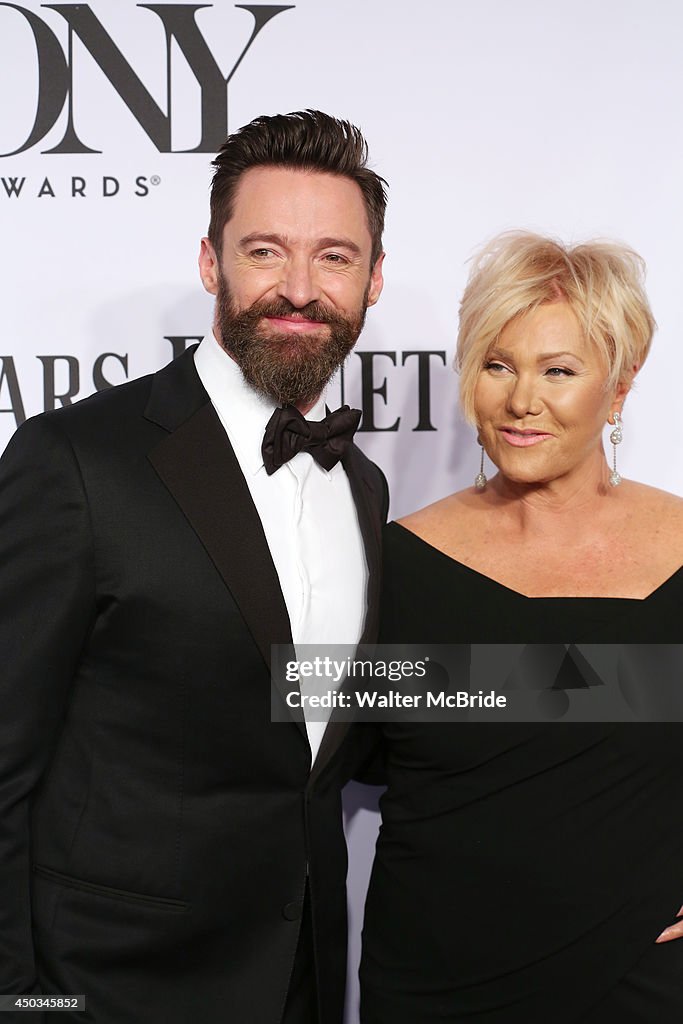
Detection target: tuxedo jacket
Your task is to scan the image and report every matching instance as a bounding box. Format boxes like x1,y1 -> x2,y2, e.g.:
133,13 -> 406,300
0,347 -> 388,1023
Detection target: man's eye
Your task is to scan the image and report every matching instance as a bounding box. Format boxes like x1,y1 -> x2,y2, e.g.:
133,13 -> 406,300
323,253 -> 347,264
251,248 -> 275,258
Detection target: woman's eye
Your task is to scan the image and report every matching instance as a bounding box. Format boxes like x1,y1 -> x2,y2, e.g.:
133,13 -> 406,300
484,361 -> 510,373
545,367 -> 575,377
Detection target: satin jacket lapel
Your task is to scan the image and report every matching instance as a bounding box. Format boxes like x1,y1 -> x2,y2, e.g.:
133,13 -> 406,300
308,443 -> 384,786
143,350 -> 304,734
345,445 -> 384,648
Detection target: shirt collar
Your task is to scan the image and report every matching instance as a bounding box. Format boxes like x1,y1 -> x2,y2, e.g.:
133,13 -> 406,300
194,329 -> 328,476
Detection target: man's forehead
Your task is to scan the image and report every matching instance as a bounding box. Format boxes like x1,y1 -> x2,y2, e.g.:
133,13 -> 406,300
227,165 -> 371,241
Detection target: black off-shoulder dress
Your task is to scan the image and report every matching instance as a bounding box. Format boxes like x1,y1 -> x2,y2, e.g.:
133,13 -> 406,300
360,522 -> 683,1024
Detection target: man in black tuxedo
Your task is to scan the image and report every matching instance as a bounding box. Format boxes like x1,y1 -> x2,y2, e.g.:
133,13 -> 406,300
0,110 -> 388,1023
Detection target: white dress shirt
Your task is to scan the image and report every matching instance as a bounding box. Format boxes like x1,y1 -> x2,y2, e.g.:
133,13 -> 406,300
194,330 -> 368,766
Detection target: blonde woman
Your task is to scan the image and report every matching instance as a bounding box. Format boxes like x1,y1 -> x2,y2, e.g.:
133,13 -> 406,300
360,234 -> 683,1023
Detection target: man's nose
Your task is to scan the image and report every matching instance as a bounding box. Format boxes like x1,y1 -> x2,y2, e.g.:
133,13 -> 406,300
277,256 -> 320,308
506,373 -> 543,418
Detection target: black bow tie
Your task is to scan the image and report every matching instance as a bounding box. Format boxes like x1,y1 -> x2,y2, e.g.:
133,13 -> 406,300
262,404 -> 362,476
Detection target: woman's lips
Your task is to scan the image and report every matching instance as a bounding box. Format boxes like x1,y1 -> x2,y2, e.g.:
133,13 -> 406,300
500,428 -> 553,447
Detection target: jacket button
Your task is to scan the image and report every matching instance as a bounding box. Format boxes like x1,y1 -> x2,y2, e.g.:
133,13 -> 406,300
282,901 -> 303,921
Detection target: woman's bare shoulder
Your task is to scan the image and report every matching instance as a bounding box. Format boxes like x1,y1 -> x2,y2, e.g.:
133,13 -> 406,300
625,480 -> 683,517
397,488 -> 481,542
621,481 -> 683,556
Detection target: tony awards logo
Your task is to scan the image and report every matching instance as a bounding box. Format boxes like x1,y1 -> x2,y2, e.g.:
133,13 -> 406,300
0,2 -> 294,156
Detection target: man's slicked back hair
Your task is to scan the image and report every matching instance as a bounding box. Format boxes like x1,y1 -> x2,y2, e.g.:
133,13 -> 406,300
208,109 -> 388,266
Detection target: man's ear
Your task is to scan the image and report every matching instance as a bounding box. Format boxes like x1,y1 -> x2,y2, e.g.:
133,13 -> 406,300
198,237 -> 219,296
366,252 -> 385,307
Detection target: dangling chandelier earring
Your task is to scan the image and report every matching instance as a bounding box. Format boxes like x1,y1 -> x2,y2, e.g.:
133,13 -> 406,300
609,412 -> 623,487
475,439 -> 487,489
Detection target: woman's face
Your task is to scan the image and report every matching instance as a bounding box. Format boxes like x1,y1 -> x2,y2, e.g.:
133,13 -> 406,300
473,301 -> 623,486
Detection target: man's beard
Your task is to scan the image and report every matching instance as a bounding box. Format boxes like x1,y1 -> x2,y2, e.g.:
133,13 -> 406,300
215,272 -> 368,407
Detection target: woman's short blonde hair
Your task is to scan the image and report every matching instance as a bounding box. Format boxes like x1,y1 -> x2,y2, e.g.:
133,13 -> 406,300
456,231 -> 656,423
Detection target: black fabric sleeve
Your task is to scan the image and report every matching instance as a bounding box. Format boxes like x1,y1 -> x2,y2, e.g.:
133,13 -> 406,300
0,416 -> 95,998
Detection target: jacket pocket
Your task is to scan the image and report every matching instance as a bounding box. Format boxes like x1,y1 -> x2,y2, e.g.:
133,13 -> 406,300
32,864 -> 189,913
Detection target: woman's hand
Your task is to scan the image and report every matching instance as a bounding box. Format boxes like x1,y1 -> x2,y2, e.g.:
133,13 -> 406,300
656,905 -> 683,943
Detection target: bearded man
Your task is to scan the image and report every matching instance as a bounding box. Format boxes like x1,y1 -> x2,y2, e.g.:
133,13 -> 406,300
0,110 -> 388,1024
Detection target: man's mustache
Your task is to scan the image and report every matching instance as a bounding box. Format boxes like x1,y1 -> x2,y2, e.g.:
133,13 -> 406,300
237,299 -> 343,325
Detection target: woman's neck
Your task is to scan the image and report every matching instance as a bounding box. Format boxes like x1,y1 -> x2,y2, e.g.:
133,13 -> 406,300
487,450 -> 620,537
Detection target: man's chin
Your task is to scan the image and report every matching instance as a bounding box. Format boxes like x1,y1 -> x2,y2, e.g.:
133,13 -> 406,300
244,340 -> 339,375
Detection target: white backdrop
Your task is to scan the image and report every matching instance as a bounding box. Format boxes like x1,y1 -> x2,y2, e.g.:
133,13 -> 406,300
1,2 -> 682,1020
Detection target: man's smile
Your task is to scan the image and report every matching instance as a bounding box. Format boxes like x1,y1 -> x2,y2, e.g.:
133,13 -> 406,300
263,315 -> 329,333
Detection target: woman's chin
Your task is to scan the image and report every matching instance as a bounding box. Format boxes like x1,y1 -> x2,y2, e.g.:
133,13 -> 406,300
491,466 -> 558,488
